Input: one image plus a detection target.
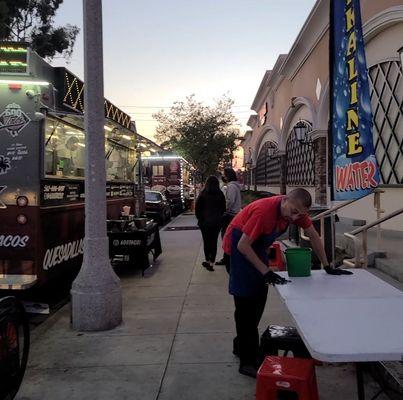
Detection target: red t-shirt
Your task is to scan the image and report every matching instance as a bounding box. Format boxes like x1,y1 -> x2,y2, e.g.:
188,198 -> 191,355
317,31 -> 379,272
222,195 -> 312,254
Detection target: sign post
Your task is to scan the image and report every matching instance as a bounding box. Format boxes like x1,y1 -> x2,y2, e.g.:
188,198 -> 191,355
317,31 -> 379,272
330,0 -> 380,201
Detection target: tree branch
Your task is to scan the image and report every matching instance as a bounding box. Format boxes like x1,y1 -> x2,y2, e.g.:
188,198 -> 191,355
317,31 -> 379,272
2,23 -> 19,39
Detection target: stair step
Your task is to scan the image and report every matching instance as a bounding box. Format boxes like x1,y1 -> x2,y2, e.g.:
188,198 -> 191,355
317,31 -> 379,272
352,219 -> 366,226
336,233 -> 355,257
375,258 -> 403,283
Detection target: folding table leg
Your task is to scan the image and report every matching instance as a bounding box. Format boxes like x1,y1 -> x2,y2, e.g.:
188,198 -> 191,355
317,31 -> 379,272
356,363 -> 366,400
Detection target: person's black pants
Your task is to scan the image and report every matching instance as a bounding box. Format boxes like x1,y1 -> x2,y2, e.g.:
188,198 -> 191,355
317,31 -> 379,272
234,289 -> 268,367
200,225 -> 221,263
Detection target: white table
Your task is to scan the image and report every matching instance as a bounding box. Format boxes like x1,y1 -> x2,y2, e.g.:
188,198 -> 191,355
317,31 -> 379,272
285,297 -> 403,363
277,269 -> 403,301
274,269 -> 403,399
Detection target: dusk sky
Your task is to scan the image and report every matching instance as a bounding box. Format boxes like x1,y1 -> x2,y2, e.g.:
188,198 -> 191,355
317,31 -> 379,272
53,0 -> 317,140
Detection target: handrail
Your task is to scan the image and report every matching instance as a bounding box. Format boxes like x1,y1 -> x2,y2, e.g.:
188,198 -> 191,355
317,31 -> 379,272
300,188 -> 385,266
350,207 -> 403,235
344,207 -> 403,269
311,188 -> 384,222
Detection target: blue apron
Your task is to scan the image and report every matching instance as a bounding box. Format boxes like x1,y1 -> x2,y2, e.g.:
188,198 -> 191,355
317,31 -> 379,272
229,207 -> 287,298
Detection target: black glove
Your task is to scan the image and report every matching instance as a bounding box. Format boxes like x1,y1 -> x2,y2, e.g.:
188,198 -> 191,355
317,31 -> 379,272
263,270 -> 290,286
324,266 -> 353,275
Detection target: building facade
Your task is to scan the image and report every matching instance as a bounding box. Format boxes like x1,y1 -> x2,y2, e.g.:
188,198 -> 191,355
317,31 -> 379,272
242,0 -> 403,230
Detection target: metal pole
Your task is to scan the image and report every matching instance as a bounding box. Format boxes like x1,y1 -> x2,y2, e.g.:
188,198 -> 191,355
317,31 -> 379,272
362,230 -> 368,268
320,217 -> 325,246
373,190 -> 384,251
71,0 -> 122,331
330,212 -> 336,266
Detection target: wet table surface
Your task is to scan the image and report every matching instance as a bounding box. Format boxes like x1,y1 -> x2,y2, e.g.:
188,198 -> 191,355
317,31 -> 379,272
275,269 -> 403,362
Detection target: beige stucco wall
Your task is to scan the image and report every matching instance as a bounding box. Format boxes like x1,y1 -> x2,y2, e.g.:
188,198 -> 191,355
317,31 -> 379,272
253,0 -> 403,141
245,1 -> 403,231
366,22 -> 403,67
361,0 -> 403,22
268,80 -> 292,134
289,32 -> 330,110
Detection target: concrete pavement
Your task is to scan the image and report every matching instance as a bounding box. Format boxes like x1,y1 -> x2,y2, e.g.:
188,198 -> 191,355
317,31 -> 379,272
17,215 -> 388,400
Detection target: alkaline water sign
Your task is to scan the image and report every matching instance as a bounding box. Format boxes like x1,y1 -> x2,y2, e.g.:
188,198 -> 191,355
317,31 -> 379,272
331,0 -> 380,200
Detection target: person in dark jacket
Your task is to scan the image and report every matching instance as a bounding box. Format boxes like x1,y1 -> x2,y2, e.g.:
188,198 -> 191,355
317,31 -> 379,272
195,176 -> 226,271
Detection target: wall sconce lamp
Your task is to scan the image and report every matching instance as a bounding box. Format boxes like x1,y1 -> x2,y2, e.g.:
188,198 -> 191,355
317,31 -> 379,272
293,120 -> 312,146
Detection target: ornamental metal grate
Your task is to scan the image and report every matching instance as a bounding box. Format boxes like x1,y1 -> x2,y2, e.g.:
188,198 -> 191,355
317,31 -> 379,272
267,156 -> 281,185
369,60 -> 403,185
286,121 -> 315,186
256,141 -> 280,186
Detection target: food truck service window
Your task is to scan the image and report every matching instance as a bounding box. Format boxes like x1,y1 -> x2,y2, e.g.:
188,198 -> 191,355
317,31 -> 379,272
105,131 -> 136,182
45,118 -> 85,179
45,118 -> 137,182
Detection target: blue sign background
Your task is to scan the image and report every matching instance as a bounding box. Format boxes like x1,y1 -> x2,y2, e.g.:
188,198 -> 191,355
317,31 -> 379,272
331,0 -> 380,200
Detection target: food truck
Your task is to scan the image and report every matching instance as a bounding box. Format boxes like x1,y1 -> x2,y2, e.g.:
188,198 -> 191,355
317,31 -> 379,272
0,42 -> 142,290
142,155 -> 193,215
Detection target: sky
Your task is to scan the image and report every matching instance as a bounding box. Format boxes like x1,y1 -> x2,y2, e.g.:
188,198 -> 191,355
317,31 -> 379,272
52,0 -> 317,140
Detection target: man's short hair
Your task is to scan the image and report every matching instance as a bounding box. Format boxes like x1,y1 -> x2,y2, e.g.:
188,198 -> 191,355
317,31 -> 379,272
288,188 -> 312,209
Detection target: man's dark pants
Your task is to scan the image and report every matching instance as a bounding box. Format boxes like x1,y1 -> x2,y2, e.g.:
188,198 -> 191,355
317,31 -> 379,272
225,255 -> 268,367
234,289 -> 268,367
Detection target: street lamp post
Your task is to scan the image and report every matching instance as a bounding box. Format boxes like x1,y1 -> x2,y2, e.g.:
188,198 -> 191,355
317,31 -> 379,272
71,0 -> 122,331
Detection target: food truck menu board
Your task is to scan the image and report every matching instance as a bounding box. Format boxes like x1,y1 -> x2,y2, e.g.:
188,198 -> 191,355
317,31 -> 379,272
41,180 -> 135,206
42,182 -> 82,206
106,184 -> 134,198
0,42 -> 29,75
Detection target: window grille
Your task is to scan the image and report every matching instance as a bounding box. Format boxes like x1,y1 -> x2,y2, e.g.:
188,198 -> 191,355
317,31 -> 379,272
255,142 -> 280,186
369,60 -> 403,185
286,121 -> 315,186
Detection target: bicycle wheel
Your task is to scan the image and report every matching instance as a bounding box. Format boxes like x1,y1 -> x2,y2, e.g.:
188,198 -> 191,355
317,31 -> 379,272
0,297 -> 30,400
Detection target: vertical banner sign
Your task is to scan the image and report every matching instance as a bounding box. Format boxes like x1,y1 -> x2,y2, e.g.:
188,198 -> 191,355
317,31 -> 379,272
330,0 -> 380,200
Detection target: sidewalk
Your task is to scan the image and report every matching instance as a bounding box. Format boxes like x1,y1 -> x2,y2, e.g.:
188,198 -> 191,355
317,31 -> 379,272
17,215 -> 388,400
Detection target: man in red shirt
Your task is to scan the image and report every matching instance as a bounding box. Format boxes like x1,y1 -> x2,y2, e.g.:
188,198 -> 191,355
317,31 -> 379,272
222,188 -> 352,378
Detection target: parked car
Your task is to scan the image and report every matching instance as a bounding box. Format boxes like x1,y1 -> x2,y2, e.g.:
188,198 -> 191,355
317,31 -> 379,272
145,190 -> 172,224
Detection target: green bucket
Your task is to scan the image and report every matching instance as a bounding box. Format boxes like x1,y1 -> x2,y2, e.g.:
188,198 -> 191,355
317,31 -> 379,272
285,248 -> 312,277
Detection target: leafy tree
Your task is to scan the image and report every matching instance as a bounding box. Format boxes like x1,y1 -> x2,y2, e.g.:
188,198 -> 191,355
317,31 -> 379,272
0,0 -> 79,59
154,95 -> 239,182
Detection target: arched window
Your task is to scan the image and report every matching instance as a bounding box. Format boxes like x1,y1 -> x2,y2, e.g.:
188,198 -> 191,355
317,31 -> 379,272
286,121 -> 315,186
255,141 -> 280,186
369,60 -> 403,185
